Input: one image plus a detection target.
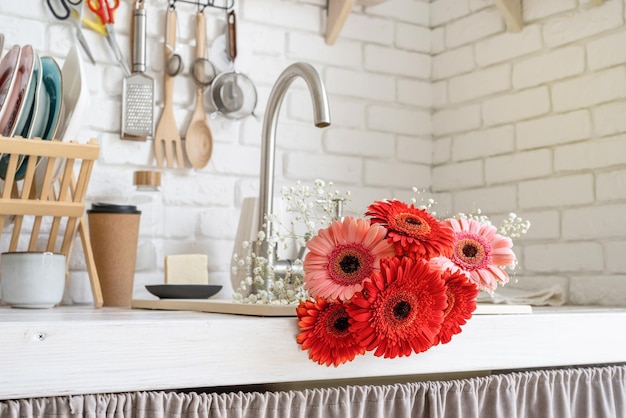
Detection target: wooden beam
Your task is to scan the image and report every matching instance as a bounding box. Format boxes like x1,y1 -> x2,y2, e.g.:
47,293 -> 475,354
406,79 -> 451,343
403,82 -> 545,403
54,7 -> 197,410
591,0 -> 605,6
493,0 -> 523,32
325,0 -> 356,45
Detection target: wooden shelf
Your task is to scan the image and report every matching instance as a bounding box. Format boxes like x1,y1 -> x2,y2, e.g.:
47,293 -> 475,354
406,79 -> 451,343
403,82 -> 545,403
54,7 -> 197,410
494,0 -> 605,32
325,0 -> 388,45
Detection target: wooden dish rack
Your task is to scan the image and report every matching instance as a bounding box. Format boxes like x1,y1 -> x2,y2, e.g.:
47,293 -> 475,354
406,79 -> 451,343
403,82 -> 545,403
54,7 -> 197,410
0,136 -> 102,307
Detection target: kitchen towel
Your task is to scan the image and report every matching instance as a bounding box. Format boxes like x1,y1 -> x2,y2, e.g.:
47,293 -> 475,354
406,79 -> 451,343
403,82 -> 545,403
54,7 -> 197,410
477,284 -> 566,306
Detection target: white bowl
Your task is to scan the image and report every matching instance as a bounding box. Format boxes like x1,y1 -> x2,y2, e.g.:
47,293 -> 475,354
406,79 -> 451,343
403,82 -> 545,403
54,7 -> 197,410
0,252 -> 66,309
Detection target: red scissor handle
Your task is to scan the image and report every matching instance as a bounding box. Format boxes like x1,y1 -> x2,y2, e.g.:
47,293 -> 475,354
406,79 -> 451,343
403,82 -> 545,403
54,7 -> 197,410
87,0 -> 119,24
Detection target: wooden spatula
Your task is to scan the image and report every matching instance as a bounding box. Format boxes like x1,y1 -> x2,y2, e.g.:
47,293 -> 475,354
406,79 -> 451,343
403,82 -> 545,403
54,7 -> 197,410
154,7 -> 184,168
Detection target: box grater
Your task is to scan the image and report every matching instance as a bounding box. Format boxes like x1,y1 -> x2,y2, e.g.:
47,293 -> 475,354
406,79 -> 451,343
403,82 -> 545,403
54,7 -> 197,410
121,0 -> 154,141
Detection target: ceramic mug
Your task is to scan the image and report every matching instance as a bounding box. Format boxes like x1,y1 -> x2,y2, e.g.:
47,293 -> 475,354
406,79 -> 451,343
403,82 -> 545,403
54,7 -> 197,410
0,252 -> 66,309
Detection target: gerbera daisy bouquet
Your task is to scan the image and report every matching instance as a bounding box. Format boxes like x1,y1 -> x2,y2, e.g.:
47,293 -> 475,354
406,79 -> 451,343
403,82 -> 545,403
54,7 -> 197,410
232,182 -> 530,367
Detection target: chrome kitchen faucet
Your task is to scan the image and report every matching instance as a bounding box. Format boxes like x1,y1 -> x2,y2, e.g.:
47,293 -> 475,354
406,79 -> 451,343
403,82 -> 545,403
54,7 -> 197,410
255,62 -> 331,283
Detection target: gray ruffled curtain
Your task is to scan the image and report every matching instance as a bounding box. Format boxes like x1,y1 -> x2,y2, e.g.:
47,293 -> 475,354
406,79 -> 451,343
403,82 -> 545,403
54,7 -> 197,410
2,365 -> 625,418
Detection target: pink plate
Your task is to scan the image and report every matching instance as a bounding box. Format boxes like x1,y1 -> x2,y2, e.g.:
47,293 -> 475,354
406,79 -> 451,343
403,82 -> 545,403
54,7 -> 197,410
0,45 -> 21,136
0,45 -> 34,137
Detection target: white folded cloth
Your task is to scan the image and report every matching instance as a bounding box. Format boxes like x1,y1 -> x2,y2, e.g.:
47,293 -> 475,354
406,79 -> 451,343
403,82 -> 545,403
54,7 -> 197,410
477,285 -> 566,307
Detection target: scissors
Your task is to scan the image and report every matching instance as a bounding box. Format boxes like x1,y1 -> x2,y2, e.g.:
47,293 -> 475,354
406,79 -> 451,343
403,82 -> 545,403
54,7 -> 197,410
45,0 -> 96,64
87,0 -> 131,76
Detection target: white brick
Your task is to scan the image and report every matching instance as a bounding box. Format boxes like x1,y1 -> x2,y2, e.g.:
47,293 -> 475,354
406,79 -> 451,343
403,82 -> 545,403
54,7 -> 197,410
212,144 -> 260,176
396,23 -> 431,53
452,125 -> 515,161
597,169 -> 626,202
433,137 -> 452,164
324,128 -> 395,158
287,32 -> 361,69
475,25 -> 543,67
516,110 -> 592,150
485,149 -> 552,184
482,87 -> 551,126
244,0 -> 321,31
513,47 -> 585,90
431,0 -> 470,27
587,30 -> 626,71
364,160 -> 431,189
364,45 -> 431,78
543,0 -> 623,48
340,13 -> 395,45
592,101 -> 626,137
519,210 -> 561,240
164,176 -> 237,208
453,185 -> 517,214
563,204 -> 626,239
524,242 -> 603,272
432,46 -> 475,80
469,0 -> 491,12
552,67 -> 626,112
431,27 -> 446,54
519,174 -> 594,209
285,153 -> 361,184
367,106 -> 431,136
445,8 -> 504,48
199,207 -> 239,240
432,160 -> 484,191
398,79 -> 432,108
291,94 -> 365,129
433,104 -> 482,136
432,81 -> 448,109
449,64 -> 511,104
522,0 -> 577,21
397,136 -> 433,165
325,68 -> 395,102
555,134 -> 626,172
570,276 -> 626,306
365,0 -> 430,26
605,241 -> 626,273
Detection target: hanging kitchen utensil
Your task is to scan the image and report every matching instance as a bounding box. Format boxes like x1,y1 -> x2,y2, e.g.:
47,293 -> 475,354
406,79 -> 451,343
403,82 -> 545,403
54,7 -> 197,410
121,0 -> 155,141
184,9 -> 214,169
164,6 -> 184,77
208,10 -> 257,120
154,4 -> 184,168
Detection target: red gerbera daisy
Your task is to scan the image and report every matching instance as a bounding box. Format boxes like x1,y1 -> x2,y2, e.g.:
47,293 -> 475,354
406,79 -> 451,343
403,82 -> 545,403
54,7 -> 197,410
296,298 -> 365,367
435,269 -> 478,345
347,257 -> 448,359
366,200 -> 455,260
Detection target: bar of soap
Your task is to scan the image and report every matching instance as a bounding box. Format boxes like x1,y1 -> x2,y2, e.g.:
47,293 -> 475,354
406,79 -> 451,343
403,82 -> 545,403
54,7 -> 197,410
165,254 -> 209,284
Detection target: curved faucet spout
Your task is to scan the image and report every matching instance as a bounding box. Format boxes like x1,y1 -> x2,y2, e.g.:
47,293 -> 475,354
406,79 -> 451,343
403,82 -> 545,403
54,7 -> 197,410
257,62 -> 331,272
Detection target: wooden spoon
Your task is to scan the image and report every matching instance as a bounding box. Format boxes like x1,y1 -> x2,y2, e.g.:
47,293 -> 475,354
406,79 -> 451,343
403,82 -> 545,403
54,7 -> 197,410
185,10 -> 213,169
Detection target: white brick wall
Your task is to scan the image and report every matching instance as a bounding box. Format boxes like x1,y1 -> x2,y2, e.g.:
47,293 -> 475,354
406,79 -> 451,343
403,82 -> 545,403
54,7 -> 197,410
432,0 -> 626,308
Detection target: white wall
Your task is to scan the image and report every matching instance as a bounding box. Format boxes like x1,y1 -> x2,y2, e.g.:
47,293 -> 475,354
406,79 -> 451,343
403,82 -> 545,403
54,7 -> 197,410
0,0 -> 431,303
432,0 -> 626,305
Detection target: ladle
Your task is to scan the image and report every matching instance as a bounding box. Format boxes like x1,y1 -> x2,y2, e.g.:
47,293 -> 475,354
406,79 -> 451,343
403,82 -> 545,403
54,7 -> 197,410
184,9 -> 213,169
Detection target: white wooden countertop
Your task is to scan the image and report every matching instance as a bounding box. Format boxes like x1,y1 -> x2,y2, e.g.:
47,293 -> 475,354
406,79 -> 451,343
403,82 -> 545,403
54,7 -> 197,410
1,305 -> 626,400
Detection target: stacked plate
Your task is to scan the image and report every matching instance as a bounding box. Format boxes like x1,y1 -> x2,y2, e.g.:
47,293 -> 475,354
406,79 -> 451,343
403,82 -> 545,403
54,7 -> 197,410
0,43 -> 90,180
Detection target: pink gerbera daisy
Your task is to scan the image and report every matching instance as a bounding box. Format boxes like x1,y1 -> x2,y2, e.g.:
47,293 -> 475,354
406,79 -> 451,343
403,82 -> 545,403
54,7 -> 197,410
303,216 -> 395,301
429,217 -> 516,292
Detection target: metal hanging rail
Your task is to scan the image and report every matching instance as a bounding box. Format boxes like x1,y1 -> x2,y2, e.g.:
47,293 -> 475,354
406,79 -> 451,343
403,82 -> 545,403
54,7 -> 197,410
170,0 -> 234,11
